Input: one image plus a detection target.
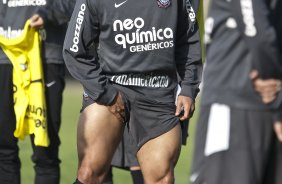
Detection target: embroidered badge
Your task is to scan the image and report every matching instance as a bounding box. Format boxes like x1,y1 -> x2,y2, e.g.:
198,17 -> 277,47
83,92 -> 89,101
156,0 -> 171,8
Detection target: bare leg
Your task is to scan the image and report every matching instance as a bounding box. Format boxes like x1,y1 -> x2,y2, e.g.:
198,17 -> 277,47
77,103 -> 125,184
137,124 -> 182,184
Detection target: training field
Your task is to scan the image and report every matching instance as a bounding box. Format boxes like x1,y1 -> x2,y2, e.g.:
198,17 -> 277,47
19,80 -> 199,184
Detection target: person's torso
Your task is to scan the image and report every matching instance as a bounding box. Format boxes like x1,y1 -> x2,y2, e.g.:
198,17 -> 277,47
201,0 -> 281,110
90,0 -> 182,75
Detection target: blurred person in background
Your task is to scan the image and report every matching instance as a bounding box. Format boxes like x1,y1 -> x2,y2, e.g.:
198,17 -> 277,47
0,0 -> 69,183
190,0 -> 282,184
63,0 -> 202,183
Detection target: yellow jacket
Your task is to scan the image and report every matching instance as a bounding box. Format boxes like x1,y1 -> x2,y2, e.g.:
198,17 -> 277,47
0,20 -> 49,147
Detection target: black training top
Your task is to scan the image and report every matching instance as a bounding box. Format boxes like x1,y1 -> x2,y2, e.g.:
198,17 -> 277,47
201,0 -> 282,111
63,0 -> 202,105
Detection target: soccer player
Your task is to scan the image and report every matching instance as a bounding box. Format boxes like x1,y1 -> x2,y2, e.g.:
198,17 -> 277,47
31,1 -> 145,183
63,0 -> 202,183
190,0 -> 282,183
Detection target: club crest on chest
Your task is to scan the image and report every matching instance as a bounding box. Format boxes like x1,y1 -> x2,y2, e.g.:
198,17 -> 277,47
156,0 -> 171,8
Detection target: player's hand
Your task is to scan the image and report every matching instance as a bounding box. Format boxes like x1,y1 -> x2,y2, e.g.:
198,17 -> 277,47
107,92 -> 125,123
274,121 -> 282,142
250,70 -> 282,104
175,96 -> 194,121
29,14 -> 44,28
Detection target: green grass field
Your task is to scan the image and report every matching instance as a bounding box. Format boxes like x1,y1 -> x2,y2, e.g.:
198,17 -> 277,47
19,80 -> 199,184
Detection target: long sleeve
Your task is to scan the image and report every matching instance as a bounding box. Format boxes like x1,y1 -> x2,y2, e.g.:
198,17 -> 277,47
175,0 -> 203,100
273,106 -> 282,122
190,0 -> 200,13
230,0 -> 282,79
63,0 -> 118,105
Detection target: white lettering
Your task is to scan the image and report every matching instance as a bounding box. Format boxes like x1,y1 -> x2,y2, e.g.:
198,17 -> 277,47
140,31 -> 153,43
113,17 -> 144,31
113,20 -> 123,31
0,26 -> 23,38
110,73 -> 170,88
185,0 -> 196,22
240,0 -> 257,37
129,41 -> 174,53
7,0 -> 46,7
163,28 -> 173,38
115,34 -> 126,48
134,17 -> 144,29
123,19 -> 134,30
70,44 -> 78,52
70,3 -> 86,52
113,17 -> 174,51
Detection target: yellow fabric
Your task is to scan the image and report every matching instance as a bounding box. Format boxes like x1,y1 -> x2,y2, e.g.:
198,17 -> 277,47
0,20 -> 49,147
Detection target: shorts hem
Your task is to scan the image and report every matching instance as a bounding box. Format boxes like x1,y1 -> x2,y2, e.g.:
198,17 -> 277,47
136,118 -> 180,150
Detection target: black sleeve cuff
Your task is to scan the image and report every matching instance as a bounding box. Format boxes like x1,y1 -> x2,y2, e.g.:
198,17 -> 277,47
36,8 -> 49,24
179,85 -> 199,101
273,107 -> 282,122
85,84 -> 118,106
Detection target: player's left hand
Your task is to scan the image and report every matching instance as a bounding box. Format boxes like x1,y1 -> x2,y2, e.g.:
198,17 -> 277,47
175,96 -> 194,121
274,121 -> 282,143
29,14 -> 44,28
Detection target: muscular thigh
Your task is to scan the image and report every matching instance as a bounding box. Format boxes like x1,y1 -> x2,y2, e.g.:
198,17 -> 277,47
137,123 -> 182,181
77,103 -> 125,166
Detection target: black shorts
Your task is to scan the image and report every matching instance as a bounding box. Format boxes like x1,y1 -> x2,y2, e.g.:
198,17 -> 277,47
81,83 -> 180,151
190,104 -> 282,184
111,128 -> 139,168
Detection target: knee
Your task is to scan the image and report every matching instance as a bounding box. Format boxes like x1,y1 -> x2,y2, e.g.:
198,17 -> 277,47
32,149 -> 60,168
77,161 -> 108,184
149,171 -> 174,184
144,164 -> 174,184
155,172 -> 174,184
158,167 -> 174,184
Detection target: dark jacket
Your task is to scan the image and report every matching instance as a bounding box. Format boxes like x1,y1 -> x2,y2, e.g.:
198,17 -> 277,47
202,0 -> 282,112
37,0 -> 76,26
63,0 -> 202,105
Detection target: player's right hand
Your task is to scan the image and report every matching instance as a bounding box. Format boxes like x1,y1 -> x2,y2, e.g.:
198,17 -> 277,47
29,14 -> 44,28
107,92 -> 125,123
250,70 -> 282,104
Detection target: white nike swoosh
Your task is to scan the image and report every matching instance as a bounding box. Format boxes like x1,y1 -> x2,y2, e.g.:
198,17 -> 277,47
46,81 -> 56,88
114,0 -> 128,8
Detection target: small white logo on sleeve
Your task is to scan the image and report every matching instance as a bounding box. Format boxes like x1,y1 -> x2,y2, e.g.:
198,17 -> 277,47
46,81 -> 56,88
70,3 -> 86,52
3,0 -> 7,4
114,0 -> 128,8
